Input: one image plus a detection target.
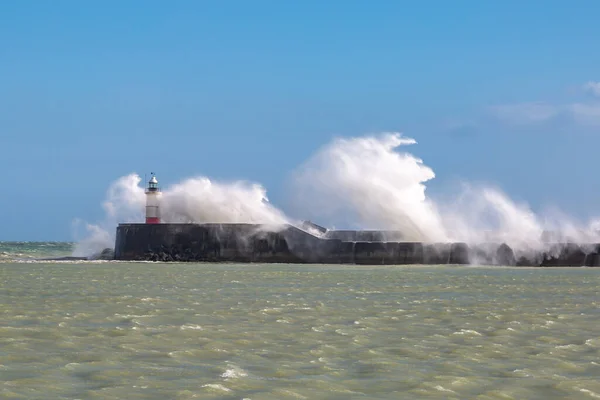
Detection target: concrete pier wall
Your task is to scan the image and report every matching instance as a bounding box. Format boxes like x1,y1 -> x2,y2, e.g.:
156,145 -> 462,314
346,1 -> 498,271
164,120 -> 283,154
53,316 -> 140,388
324,230 -> 406,242
114,223 -> 600,266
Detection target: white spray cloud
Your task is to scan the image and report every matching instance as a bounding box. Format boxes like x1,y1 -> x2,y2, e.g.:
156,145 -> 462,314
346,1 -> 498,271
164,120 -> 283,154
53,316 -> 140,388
74,132 -> 600,259
72,174 -> 145,257
291,133 -> 448,241
160,177 -> 288,225
71,220 -> 114,258
102,173 -> 146,222
439,184 -> 545,251
73,174 -> 289,257
291,132 -> 600,255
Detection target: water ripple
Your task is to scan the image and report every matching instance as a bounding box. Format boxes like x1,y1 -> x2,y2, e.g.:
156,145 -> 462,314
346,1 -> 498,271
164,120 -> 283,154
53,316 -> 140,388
2,263 -> 600,399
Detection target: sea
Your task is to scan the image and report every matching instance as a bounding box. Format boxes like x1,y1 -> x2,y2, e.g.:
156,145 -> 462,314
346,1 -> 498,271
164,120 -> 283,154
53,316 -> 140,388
2,242 -> 600,399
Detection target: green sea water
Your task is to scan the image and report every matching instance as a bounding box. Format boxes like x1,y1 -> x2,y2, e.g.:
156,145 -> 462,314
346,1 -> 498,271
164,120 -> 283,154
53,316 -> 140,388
2,243 -> 600,399
0,241 -> 74,261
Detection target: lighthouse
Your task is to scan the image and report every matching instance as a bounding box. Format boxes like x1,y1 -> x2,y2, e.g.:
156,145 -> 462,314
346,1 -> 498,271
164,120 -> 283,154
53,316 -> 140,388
145,173 -> 161,224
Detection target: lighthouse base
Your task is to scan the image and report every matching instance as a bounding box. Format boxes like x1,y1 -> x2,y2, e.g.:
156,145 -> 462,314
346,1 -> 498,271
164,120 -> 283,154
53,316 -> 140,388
145,218 -> 160,224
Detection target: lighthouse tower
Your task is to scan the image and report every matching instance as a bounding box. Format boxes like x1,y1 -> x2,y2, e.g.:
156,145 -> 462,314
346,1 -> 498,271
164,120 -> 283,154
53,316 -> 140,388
145,173 -> 161,224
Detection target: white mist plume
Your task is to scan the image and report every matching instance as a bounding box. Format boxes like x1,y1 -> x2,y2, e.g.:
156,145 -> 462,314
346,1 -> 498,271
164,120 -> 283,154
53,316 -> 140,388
72,174 -> 146,257
75,131 -> 600,259
72,221 -> 114,258
291,132 -> 600,254
292,133 -> 448,241
439,185 -> 546,251
160,178 -> 288,224
73,174 -> 289,257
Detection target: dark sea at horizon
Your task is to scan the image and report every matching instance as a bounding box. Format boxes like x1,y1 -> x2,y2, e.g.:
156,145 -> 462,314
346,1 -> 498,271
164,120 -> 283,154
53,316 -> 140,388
2,242 -> 600,399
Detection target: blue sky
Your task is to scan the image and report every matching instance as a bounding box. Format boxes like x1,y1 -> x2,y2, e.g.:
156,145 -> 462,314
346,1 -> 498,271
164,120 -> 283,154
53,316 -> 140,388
2,0 -> 600,240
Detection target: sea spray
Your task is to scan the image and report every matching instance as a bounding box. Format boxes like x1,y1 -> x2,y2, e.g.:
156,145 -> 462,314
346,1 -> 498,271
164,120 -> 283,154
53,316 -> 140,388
291,133 -> 448,242
74,131 -> 600,260
73,175 -> 290,257
160,177 -> 288,225
292,132 -> 600,259
72,174 -> 145,257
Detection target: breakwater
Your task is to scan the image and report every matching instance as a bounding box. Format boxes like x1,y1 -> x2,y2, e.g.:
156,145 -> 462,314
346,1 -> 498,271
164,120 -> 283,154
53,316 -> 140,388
114,223 -> 600,266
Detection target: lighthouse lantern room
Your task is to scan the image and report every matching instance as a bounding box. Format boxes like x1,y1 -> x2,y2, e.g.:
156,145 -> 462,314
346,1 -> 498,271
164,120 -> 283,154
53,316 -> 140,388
145,173 -> 161,224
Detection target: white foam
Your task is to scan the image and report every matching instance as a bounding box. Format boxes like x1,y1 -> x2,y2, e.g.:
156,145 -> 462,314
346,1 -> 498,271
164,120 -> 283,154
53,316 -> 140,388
201,383 -> 231,392
221,364 -> 248,379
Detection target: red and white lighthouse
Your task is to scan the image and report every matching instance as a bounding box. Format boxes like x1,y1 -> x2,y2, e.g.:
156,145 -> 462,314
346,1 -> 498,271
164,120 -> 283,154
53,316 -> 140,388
145,173 -> 161,224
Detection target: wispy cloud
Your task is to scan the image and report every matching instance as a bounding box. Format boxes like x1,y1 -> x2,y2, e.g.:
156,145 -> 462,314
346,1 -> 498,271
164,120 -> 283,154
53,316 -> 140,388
488,81 -> 600,127
583,81 -> 600,97
440,119 -> 479,138
569,103 -> 600,125
489,102 -> 559,125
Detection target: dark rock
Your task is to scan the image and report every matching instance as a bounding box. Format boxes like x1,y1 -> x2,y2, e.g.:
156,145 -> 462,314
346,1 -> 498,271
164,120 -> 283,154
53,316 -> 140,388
449,243 -> 470,264
540,243 -> 586,267
97,248 -> 115,260
423,243 -> 452,264
495,243 -> 516,266
516,256 -> 537,266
